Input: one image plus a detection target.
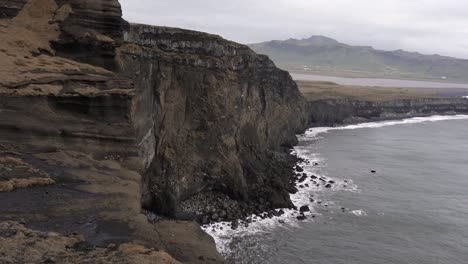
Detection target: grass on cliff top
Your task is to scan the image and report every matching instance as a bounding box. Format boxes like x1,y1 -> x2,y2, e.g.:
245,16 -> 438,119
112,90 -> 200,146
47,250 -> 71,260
297,80 -> 468,102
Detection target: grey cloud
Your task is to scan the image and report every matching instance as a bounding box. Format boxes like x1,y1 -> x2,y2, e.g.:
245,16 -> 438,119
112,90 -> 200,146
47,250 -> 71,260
120,0 -> 468,58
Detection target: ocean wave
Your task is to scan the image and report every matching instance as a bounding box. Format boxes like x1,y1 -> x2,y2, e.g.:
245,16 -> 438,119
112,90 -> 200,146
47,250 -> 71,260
301,115 -> 468,139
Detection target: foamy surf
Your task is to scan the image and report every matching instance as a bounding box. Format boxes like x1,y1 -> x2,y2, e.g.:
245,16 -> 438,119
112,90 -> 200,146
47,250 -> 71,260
301,115 -> 468,139
351,210 -> 367,217
203,141 -> 358,256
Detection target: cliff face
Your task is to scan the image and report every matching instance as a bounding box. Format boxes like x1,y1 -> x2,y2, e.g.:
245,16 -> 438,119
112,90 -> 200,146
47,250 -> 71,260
119,24 -> 307,216
307,98 -> 468,126
0,0 -> 307,262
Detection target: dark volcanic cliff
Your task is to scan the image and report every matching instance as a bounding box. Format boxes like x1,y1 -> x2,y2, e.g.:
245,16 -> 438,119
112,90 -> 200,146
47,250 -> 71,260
119,24 -> 307,217
0,0 -> 307,262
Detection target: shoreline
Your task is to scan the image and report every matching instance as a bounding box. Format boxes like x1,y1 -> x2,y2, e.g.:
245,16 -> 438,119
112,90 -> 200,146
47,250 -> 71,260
204,113 -> 468,260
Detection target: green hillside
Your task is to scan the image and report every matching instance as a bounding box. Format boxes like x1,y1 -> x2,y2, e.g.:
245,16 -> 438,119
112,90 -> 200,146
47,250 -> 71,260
249,36 -> 468,83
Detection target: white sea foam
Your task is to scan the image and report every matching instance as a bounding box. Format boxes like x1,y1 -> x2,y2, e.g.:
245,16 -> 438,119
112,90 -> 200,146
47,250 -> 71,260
351,210 -> 367,217
301,115 -> 468,139
463,96 -> 468,99
203,145 -> 358,255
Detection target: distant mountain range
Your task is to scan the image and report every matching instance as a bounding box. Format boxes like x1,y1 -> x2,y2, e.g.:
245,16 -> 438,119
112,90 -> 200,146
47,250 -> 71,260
248,36 -> 468,83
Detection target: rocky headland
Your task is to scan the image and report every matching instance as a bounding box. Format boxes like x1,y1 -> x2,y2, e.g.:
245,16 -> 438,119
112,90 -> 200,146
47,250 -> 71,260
1,0 -> 468,263
298,81 -> 468,126
306,97 -> 468,125
0,0 -> 306,262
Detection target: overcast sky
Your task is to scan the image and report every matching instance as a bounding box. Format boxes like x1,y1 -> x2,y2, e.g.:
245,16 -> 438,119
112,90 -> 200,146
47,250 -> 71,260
120,0 -> 468,59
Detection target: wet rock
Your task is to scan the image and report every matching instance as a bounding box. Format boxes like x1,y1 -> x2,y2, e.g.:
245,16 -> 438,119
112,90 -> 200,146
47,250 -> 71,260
328,180 -> 335,184
371,170 -> 377,173
230,219 -> 238,230
299,205 -> 310,212
296,215 -> 307,221
295,166 -> 304,172
298,175 -> 308,183
286,185 -> 298,194
267,211 -> 274,218
325,184 -> 332,188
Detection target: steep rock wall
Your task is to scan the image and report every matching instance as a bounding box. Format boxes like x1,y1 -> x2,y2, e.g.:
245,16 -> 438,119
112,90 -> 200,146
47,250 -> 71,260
119,24 -> 308,216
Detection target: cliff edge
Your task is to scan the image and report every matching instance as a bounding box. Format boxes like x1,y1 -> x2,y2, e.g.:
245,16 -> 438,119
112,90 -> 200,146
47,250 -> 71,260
0,0 -> 307,262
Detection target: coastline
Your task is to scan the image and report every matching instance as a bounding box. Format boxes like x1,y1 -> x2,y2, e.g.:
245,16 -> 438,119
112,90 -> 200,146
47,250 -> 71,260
1,1 -> 468,263
204,113 -> 468,261
305,98 -> 468,127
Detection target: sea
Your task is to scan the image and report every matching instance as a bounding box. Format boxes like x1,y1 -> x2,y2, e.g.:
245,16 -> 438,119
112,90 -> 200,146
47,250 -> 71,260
204,115 -> 468,264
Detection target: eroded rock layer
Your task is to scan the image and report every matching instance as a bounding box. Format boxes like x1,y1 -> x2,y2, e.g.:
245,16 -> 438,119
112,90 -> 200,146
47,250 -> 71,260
0,0 -> 124,37
0,0 -> 25,18
0,0 -> 126,70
